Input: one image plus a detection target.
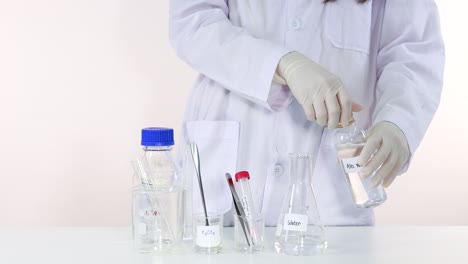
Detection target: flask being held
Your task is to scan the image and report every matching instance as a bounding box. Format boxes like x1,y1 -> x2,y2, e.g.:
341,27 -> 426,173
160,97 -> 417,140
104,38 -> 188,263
334,120 -> 387,208
274,153 -> 327,255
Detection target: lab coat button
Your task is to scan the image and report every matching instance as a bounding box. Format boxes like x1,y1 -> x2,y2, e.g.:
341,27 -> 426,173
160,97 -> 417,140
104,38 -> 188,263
290,18 -> 301,31
274,164 -> 284,177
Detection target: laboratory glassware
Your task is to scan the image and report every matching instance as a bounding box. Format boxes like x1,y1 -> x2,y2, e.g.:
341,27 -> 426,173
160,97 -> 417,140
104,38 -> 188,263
274,153 -> 327,255
182,144 -> 194,240
226,173 -> 251,246
334,120 -> 387,208
234,215 -> 264,253
193,213 -> 223,254
131,158 -> 175,254
234,171 -> 262,247
235,171 -> 256,218
132,127 -> 184,253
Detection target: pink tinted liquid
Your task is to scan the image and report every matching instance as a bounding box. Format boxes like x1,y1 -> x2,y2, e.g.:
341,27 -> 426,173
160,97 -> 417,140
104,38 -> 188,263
337,143 -> 369,206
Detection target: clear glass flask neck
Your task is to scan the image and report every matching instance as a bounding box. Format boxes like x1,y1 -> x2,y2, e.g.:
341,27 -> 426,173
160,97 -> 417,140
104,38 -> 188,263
143,146 -> 175,165
335,123 -> 366,145
142,145 -> 179,188
143,145 -> 173,152
288,153 -> 313,183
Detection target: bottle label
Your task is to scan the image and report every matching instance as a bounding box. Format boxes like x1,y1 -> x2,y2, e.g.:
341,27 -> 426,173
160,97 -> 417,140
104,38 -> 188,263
196,225 -> 221,247
283,213 -> 308,232
341,156 -> 362,174
138,209 -> 158,219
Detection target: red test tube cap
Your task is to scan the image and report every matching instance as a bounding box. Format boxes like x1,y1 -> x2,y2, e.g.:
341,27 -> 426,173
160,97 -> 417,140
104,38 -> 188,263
235,171 -> 250,182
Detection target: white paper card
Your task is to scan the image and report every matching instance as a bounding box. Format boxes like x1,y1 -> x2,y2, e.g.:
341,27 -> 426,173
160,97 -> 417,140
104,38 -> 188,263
283,214 -> 308,232
137,222 -> 147,235
341,156 -> 363,174
196,225 -> 221,247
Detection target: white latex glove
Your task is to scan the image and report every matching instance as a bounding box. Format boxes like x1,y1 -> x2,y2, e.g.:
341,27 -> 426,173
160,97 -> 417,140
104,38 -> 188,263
358,122 -> 410,188
274,51 -> 361,128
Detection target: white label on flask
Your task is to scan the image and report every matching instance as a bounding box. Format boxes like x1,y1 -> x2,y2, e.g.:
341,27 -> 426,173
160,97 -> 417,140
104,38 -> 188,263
137,222 -> 147,235
283,214 -> 308,232
196,225 -> 221,247
341,156 -> 363,174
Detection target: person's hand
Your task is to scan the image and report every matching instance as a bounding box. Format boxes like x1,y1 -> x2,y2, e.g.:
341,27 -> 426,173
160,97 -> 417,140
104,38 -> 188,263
274,51 -> 361,128
358,122 -> 410,188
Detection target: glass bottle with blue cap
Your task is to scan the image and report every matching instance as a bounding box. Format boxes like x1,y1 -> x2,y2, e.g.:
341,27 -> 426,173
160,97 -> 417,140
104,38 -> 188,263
132,127 -> 184,253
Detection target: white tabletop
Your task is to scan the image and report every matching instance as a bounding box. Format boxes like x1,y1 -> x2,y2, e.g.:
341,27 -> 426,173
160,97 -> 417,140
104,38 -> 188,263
0,226 -> 467,264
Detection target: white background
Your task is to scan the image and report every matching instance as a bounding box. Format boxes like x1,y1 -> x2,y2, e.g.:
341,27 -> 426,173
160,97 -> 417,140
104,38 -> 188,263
0,0 -> 466,226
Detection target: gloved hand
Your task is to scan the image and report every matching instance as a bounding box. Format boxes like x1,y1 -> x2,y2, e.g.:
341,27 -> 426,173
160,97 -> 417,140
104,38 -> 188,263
358,122 -> 411,188
274,51 -> 361,128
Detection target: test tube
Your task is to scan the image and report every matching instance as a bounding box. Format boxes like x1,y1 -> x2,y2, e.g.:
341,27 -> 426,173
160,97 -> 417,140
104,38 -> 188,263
235,171 -> 256,217
234,171 -> 261,248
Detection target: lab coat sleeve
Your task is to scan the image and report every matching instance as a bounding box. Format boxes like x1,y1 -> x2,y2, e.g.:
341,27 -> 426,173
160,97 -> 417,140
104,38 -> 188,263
372,0 -> 445,172
169,0 -> 293,111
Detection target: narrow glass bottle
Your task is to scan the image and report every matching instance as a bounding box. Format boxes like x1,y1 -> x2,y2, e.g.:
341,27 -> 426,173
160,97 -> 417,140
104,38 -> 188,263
274,153 -> 327,255
334,121 -> 387,208
132,127 -> 184,253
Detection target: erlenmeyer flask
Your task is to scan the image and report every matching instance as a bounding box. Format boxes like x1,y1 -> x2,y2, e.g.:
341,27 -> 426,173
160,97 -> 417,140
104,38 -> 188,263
274,153 -> 327,255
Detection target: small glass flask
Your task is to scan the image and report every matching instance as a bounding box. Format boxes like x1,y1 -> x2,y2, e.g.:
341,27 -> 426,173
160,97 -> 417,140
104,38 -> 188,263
274,153 -> 327,255
334,120 -> 387,208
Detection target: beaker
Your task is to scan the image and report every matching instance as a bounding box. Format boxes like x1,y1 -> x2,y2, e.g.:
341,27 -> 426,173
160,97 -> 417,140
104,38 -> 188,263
193,213 -> 223,254
274,153 -> 327,255
132,185 -> 180,253
234,214 -> 264,253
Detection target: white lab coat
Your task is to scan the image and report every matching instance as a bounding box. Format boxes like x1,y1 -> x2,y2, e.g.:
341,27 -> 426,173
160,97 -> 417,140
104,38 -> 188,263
170,0 -> 444,226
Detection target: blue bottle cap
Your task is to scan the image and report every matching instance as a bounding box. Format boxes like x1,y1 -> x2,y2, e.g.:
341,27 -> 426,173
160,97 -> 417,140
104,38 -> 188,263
141,127 -> 174,146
